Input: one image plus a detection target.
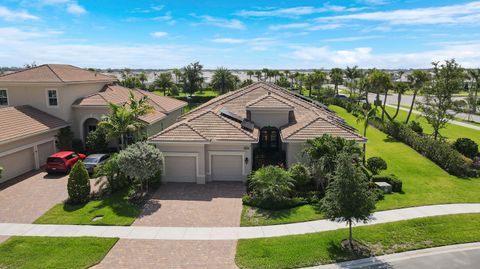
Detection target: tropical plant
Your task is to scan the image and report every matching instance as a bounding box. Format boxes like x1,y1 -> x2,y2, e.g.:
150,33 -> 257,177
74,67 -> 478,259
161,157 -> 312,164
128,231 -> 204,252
388,81 -> 409,121
313,70 -> 327,98
137,72 -> 148,90
368,70 -> 392,120
211,67 -> 236,94
417,59 -> 465,140
247,70 -> 254,80
453,138 -> 478,159
172,68 -> 183,84
85,127 -> 109,154
117,142 -> 163,193
466,69 -> 479,121
288,163 -> 312,192
181,62 -> 204,96
366,156 -> 388,175
98,91 -> 153,149
249,165 -> 295,204
254,70 -> 262,81
67,161 -> 90,204
330,68 -> 344,95
321,152 -> 376,249
405,70 -> 429,124
356,107 -> 378,164
55,127 -> 74,151
95,153 -> 130,192
154,72 -> 173,96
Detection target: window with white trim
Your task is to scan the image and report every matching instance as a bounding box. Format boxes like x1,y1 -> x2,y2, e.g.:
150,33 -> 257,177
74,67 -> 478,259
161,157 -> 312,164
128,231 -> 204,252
0,89 -> 7,106
47,89 -> 58,106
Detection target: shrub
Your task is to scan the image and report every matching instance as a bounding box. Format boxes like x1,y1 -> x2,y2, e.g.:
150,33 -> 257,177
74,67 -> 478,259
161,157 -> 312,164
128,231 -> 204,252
366,157 -> 388,175
67,161 -> 90,204
86,128 -> 109,154
453,138 -> 478,159
409,121 -> 423,135
288,163 -> 313,192
72,138 -> 84,153
242,194 -> 307,210
249,166 -> 295,205
372,174 -> 403,192
55,127 -> 74,151
95,154 -> 130,192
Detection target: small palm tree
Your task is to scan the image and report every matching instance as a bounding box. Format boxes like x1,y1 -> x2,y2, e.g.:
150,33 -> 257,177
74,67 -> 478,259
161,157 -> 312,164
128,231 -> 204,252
330,68 -> 344,95
211,67 -> 236,94
405,70 -> 429,123
246,70 -> 254,80
356,107 -> 377,165
154,72 -> 173,96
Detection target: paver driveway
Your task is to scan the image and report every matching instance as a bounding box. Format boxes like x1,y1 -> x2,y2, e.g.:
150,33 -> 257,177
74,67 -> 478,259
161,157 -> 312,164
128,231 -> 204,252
95,182 -> 245,269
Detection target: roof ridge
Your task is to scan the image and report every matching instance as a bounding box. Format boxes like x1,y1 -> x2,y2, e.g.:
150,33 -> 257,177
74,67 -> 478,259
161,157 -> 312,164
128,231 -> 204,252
45,64 -> 65,83
282,116 -> 319,139
216,112 -> 257,139
0,64 -> 46,79
247,92 -> 294,108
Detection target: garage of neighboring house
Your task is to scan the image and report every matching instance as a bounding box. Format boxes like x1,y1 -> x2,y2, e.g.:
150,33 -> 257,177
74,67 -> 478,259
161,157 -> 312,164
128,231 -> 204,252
209,152 -> 244,181
162,153 -> 198,183
0,106 -> 69,183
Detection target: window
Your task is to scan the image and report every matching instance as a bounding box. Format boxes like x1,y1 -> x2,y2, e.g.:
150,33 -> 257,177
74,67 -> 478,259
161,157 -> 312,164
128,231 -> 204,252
87,125 -> 97,133
47,89 -> 58,107
0,89 -> 7,106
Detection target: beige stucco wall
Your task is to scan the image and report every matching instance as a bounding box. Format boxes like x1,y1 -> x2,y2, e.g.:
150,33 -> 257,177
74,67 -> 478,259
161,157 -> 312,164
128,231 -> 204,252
285,142 -> 307,167
0,130 -> 58,153
146,109 -> 183,137
250,110 -> 289,128
0,82 -> 107,122
72,106 -> 108,140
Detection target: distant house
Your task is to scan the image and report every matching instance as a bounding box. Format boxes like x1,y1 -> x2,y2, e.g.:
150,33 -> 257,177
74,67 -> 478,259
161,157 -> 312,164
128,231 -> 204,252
0,64 -> 186,182
150,82 -> 365,184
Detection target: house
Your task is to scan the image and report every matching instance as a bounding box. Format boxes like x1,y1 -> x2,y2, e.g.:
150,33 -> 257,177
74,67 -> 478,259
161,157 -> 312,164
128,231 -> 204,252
0,64 -> 186,182
149,82 -> 365,184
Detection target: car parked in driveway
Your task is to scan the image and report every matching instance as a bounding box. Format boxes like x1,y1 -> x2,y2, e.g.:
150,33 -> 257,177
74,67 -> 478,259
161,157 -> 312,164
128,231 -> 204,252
46,151 -> 86,174
83,154 -> 110,174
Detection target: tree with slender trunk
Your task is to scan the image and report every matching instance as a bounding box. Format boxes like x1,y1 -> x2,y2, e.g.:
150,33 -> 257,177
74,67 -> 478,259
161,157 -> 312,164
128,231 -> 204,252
368,70 -> 392,120
356,107 -> 377,165
173,68 -> 182,85
405,70 -> 429,124
390,81 -> 408,121
211,67 -> 236,94
262,68 -> 269,81
418,59 -> 465,140
154,72 -> 173,96
330,68 -> 344,95
247,70 -> 254,80
181,62 -> 204,97
345,66 -> 359,98
321,152 -> 376,250
313,70 -> 326,98
137,72 -> 148,90
467,69 -> 479,121
254,70 -> 262,81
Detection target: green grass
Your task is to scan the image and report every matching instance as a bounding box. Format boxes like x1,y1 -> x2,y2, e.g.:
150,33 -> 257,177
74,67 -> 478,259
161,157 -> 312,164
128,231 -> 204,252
0,236 -> 117,269
184,103 -> 201,112
331,105 -> 480,211
241,204 -> 323,226
398,104 -> 480,128
34,189 -> 141,226
154,90 -> 219,97
384,105 -> 480,144
236,213 -> 480,269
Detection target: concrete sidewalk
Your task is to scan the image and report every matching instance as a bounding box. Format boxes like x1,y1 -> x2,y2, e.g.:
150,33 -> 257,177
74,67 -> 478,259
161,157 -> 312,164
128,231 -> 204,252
1,203 -> 479,240
304,242 -> 480,269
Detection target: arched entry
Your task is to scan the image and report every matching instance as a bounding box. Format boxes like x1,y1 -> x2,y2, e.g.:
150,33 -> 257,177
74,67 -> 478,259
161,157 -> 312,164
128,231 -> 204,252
253,126 -> 286,169
83,118 -> 99,141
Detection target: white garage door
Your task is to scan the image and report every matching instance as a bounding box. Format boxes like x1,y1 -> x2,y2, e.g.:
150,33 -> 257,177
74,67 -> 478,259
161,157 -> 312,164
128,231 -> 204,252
211,155 -> 243,181
164,156 -> 196,183
37,141 -> 55,166
0,147 -> 36,183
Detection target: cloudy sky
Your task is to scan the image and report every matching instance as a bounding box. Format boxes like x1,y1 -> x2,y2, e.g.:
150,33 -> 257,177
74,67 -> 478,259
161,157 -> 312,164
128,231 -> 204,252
0,0 -> 479,69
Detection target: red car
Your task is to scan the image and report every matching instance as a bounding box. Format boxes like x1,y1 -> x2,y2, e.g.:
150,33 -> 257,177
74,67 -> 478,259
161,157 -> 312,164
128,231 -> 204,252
46,151 -> 86,174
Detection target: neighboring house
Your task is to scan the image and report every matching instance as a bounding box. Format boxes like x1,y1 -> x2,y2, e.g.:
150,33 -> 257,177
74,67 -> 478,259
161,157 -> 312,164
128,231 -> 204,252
150,82 -> 365,184
0,64 -> 186,183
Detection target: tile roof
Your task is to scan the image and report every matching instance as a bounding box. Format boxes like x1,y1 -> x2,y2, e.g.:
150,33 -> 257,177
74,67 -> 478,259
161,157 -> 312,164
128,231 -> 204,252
0,105 -> 70,144
0,64 -> 116,83
150,82 -> 364,143
150,122 -> 208,142
74,85 -> 187,124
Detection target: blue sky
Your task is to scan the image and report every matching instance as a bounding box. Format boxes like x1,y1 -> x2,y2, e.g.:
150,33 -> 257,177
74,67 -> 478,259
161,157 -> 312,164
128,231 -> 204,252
0,0 -> 479,69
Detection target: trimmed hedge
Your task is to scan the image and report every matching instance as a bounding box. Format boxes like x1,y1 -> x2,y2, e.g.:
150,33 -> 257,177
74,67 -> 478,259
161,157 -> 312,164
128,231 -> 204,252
372,120 -> 473,177
372,174 -> 403,192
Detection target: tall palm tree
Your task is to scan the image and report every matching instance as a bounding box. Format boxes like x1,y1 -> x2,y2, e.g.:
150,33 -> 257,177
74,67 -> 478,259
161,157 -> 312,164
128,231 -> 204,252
356,107 -> 378,165
254,70 -> 262,81
368,70 -> 392,120
247,70 -> 254,80
390,81 -> 408,121
313,70 -> 326,98
262,68 -> 269,81
330,68 -> 344,95
345,66 -> 359,98
99,92 -> 153,149
405,70 -> 429,124
173,68 -> 182,85
137,72 -> 148,90
466,69 -> 479,121
211,67 -> 236,94
181,62 -> 204,97
154,72 -> 173,96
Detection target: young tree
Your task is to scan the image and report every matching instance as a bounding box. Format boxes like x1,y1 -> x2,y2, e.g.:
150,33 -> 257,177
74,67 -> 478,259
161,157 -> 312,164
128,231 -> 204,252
356,107 -> 377,165
321,152 -> 376,249
246,70 -> 254,80
330,68 -> 344,95
67,161 -> 90,204
418,59 -> 465,140
466,69 -> 479,121
211,67 -> 236,94
405,70 -> 429,124
389,81 -> 409,121
117,142 -> 163,193
55,127 -> 74,151
254,70 -> 262,81
368,70 -> 391,120
313,70 -> 327,98
181,62 -> 204,96
172,68 -> 183,85
137,72 -> 148,90
154,72 -> 173,96
85,127 -> 109,154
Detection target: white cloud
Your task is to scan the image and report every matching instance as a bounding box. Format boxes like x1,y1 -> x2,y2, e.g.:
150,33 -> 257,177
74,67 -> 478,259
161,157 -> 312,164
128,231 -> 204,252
269,23 -> 310,31
0,6 -> 39,21
358,0 -> 389,5
66,2 -> 86,15
318,1 -> 480,25
151,31 -> 168,38
194,15 -> 245,30
322,35 -> 380,42
152,11 -> 176,25
269,22 -> 343,31
0,27 -> 62,40
211,37 -> 276,51
212,38 -> 246,44
236,5 -> 363,18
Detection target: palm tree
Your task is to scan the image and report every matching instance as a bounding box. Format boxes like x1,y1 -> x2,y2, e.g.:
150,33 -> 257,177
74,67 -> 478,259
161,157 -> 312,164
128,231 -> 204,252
390,81 -> 408,121
154,72 -> 173,96
137,72 -> 148,89
330,68 -> 344,95
356,107 -> 377,165
211,67 -> 236,94
313,70 -> 326,98
405,70 -> 429,124
173,68 -> 182,85
247,70 -> 254,80
345,66 -> 359,98
466,69 -> 479,121
368,70 -> 392,120
262,68 -> 269,81
181,62 -> 204,97
99,92 -> 153,149
254,70 -> 262,81
304,73 -> 316,97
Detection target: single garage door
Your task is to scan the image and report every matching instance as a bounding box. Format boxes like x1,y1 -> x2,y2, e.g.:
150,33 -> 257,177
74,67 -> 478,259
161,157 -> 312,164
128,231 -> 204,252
164,156 -> 196,183
211,155 -> 243,181
0,147 -> 36,182
37,141 -> 55,166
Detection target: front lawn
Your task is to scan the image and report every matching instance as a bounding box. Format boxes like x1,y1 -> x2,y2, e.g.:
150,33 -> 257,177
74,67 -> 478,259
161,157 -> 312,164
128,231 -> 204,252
241,204 -> 323,226
236,213 -> 480,269
34,189 -> 140,226
0,236 -> 117,269
153,89 -> 219,97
